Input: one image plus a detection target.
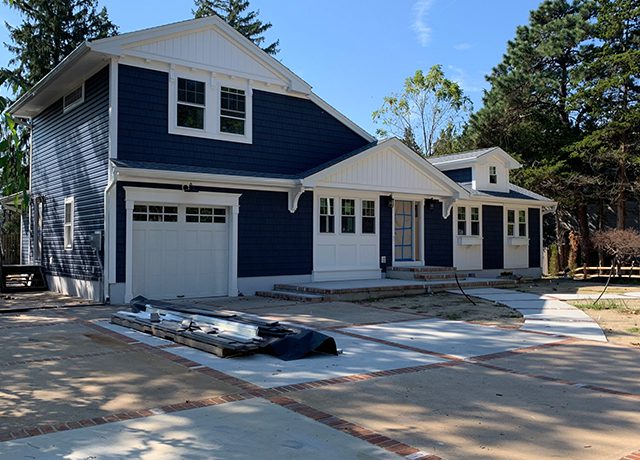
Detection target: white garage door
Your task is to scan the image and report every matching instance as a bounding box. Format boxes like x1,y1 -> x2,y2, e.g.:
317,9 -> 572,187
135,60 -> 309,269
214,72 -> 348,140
132,204 -> 229,299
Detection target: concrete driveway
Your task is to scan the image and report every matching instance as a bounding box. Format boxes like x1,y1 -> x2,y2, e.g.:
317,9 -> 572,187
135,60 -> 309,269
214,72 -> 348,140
0,292 -> 638,459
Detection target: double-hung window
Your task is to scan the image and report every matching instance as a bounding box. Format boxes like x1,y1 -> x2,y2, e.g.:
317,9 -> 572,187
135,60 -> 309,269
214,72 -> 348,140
362,200 -> 376,234
507,210 -> 515,236
457,207 -> 467,235
518,210 -> 527,237
177,78 -> 206,130
220,87 -> 246,135
320,198 -> 335,233
341,199 -> 356,234
64,197 -> 74,250
507,209 -> 528,237
489,166 -> 497,184
470,207 -> 480,236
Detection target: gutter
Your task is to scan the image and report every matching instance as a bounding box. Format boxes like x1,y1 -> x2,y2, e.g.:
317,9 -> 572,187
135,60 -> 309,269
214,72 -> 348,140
7,42 -> 91,116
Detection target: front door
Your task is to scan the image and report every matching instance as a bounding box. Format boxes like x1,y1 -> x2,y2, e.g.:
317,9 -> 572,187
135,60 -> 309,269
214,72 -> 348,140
394,200 -> 421,262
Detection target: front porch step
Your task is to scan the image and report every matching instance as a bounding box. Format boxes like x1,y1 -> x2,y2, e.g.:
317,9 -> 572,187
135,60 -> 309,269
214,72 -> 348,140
255,290 -> 327,303
387,266 -> 461,281
412,273 -> 466,281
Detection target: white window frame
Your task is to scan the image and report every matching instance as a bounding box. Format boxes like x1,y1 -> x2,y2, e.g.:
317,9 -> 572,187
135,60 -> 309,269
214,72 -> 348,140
456,205 -> 481,241
63,84 -> 85,113
361,199 -> 376,235
457,206 -> 467,236
340,198 -> 356,234
506,208 -> 528,237
168,69 -> 253,144
319,197 -> 335,234
489,165 -> 498,184
176,77 -> 207,131
63,197 -> 74,251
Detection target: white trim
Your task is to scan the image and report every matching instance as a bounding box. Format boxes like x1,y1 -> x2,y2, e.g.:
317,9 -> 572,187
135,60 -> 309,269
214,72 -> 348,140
108,59 -> 118,159
123,186 -> 241,302
429,147 -> 522,170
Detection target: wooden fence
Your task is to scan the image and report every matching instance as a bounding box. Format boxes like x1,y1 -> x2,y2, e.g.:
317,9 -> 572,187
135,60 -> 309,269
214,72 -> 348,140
572,265 -> 640,280
0,233 -> 20,265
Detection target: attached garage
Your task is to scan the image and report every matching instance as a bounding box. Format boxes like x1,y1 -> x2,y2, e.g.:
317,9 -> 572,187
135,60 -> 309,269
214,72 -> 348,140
124,187 -> 240,302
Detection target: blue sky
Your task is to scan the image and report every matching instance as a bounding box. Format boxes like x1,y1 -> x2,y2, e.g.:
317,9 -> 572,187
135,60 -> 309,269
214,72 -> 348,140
0,0 -> 541,135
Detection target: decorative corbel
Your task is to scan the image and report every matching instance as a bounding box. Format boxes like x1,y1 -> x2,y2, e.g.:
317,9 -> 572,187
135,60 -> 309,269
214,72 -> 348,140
288,185 -> 305,213
441,197 -> 456,219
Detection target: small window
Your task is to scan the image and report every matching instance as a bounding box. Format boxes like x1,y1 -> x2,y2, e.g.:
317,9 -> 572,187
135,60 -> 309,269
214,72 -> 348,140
489,166 -> 497,184
507,210 -> 515,236
186,207 -> 226,224
341,199 -> 356,234
362,200 -> 376,234
220,87 -> 246,135
63,85 -> 84,112
177,78 -> 205,130
471,207 -> 480,236
519,210 -> 527,237
457,207 -> 466,235
319,198 -> 335,233
134,205 -> 178,222
64,197 -> 74,250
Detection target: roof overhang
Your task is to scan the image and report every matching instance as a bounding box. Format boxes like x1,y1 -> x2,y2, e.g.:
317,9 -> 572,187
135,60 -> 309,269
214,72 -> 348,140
431,147 -> 522,171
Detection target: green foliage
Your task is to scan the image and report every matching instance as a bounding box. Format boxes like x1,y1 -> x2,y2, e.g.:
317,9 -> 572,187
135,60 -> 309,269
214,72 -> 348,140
0,0 -> 117,201
372,65 -> 472,156
193,0 -> 279,55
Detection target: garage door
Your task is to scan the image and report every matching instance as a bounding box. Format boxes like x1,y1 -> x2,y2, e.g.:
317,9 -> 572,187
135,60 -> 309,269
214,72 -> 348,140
132,204 -> 229,299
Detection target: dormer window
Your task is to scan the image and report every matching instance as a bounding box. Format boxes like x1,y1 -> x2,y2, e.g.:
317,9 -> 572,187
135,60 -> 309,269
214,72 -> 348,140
63,85 -> 84,113
489,166 -> 497,184
177,78 -> 206,129
169,71 -> 252,143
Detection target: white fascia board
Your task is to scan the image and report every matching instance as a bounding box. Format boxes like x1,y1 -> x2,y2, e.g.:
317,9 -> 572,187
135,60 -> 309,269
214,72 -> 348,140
307,94 -> 375,142
466,194 -> 556,208
114,165 -> 300,192
89,16 -> 312,94
303,138 -> 469,198
432,147 -> 522,171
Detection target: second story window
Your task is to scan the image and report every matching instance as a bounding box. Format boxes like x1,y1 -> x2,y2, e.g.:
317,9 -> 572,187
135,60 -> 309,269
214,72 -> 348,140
177,78 -> 205,130
489,166 -> 498,184
220,87 -> 246,135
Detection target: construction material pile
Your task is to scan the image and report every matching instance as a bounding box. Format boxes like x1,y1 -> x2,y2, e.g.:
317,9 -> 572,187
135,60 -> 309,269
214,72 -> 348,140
111,296 -> 338,360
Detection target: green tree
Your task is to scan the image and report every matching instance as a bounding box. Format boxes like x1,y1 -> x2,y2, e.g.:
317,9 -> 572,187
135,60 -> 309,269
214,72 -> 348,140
193,0 -> 279,55
372,65 -> 471,156
571,0 -> 640,229
0,0 -> 117,198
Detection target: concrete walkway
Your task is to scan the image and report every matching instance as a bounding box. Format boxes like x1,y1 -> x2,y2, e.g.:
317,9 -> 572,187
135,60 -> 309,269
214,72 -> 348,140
452,288 -> 607,342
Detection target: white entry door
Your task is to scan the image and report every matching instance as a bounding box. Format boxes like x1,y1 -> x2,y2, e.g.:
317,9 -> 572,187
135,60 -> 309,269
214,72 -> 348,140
132,204 -> 229,299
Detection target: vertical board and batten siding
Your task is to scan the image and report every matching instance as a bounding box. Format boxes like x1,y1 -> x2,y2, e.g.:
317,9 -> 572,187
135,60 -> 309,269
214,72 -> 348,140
379,195 -> 393,271
528,208 -> 541,268
424,201 -> 453,267
115,183 -> 313,283
443,168 -> 472,183
29,65 -> 110,281
482,205 -> 504,269
117,65 -> 370,176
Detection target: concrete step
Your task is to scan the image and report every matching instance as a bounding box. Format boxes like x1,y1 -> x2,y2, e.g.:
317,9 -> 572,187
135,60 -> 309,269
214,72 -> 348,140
412,273 -> 466,281
388,266 -> 456,273
255,290 -> 327,303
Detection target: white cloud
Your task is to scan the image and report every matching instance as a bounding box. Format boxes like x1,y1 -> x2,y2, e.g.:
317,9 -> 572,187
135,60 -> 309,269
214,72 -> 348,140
453,42 -> 473,51
447,65 -> 482,93
412,0 -> 434,47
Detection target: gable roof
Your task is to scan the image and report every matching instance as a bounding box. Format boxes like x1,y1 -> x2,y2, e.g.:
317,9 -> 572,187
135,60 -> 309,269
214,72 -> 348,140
8,16 -> 375,141
428,147 -> 522,170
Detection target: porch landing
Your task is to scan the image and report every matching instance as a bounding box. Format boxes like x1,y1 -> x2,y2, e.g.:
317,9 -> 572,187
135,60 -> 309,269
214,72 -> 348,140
257,277 -> 522,302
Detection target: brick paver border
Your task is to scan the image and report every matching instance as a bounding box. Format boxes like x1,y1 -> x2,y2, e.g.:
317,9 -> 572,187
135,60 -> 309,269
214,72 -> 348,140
621,449 -> 640,460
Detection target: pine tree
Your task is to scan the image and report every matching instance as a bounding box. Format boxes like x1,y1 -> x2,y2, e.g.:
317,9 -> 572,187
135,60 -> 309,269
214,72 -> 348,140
193,0 -> 279,55
0,0 -> 117,198
2,0 -> 118,90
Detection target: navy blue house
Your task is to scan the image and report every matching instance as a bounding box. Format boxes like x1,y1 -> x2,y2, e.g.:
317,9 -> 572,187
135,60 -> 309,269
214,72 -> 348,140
9,17 -> 556,302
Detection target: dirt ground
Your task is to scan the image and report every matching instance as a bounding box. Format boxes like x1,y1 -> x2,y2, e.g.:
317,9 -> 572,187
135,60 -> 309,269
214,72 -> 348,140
361,292 -> 524,328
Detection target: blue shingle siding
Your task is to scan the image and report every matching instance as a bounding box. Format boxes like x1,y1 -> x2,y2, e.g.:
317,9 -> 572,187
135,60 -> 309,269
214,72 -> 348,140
424,201 -> 453,267
379,196 -> 392,271
117,65 -> 371,176
528,208 -> 541,268
30,65 -> 110,281
443,168 -> 472,183
482,205 -> 504,269
115,182 -> 313,282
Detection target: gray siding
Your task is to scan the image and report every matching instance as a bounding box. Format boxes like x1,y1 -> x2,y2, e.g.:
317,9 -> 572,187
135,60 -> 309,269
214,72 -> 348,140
30,65 -> 110,281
